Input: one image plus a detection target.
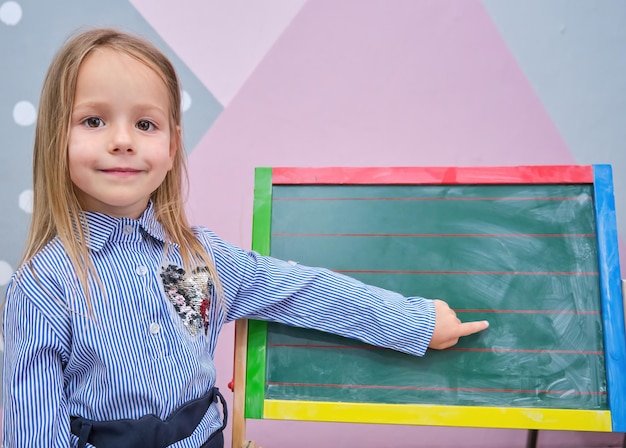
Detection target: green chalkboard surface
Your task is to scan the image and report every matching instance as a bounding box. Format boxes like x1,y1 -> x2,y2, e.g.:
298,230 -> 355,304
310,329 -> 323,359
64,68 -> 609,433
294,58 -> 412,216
265,184 -> 605,410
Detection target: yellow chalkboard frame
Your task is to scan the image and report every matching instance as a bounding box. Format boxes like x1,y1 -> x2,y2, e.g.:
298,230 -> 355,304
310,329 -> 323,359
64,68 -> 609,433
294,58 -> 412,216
233,165 -> 625,435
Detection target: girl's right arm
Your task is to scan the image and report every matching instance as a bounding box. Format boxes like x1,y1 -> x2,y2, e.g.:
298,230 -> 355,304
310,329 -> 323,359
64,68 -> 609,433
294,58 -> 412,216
2,280 -> 79,448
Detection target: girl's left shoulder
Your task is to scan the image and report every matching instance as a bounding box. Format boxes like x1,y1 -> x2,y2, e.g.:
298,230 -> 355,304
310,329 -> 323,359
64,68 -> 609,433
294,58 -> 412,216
191,225 -> 218,243
190,226 -> 248,263
190,225 -> 225,256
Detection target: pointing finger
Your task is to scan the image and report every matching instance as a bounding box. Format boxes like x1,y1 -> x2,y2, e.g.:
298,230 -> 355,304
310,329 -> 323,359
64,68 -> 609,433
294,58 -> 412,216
457,320 -> 489,337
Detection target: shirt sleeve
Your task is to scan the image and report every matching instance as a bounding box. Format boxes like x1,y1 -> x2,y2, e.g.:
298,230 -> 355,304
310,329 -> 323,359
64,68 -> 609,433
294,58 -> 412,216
203,229 -> 436,357
2,280 -> 80,448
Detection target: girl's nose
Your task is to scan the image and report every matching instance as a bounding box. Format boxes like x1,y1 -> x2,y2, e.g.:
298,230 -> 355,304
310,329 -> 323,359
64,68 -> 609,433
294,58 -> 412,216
109,124 -> 134,153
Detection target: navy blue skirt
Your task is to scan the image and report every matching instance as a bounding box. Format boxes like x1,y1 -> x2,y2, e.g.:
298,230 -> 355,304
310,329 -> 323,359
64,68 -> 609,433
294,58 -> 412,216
70,388 -> 227,448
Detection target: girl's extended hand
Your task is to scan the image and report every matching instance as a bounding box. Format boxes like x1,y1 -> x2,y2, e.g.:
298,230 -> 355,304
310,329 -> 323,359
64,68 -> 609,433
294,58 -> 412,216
428,299 -> 489,350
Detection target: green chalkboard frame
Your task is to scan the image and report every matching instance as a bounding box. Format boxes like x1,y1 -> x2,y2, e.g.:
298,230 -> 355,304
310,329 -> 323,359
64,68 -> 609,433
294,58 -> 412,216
241,165 -> 625,432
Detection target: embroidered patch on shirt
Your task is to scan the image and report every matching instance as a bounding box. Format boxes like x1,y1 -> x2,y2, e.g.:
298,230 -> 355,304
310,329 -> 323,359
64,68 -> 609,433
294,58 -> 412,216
160,264 -> 213,335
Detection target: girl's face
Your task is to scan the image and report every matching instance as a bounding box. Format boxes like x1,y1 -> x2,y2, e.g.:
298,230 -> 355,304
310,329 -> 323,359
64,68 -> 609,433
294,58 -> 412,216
68,48 -> 176,219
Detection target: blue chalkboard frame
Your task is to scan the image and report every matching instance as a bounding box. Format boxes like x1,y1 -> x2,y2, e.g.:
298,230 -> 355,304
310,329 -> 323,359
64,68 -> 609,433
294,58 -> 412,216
592,164 -> 625,431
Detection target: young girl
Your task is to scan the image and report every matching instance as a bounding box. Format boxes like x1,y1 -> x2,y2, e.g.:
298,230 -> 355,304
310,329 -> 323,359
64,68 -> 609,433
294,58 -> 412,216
2,28 -> 488,448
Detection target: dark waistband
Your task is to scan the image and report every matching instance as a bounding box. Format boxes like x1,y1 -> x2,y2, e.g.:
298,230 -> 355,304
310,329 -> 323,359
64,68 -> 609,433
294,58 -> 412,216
70,387 -> 227,448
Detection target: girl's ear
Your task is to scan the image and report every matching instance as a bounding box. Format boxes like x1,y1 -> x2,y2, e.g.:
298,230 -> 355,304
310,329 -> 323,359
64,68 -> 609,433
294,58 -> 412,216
169,125 -> 181,165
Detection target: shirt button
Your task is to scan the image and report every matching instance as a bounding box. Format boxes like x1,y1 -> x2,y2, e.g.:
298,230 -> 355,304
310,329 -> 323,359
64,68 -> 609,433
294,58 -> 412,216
136,265 -> 148,276
123,225 -> 133,235
149,322 -> 161,335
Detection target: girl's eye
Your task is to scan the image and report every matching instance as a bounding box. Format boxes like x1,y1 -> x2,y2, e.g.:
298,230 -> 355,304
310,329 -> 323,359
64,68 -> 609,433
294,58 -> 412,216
83,117 -> 103,128
136,120 -> 155,132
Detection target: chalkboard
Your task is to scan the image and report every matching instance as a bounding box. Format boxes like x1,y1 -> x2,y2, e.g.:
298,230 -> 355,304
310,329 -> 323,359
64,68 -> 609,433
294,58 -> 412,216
237,166 -> 626,433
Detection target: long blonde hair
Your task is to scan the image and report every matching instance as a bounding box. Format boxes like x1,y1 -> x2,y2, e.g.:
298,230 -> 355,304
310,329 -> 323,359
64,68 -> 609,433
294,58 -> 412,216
23,28 -> 221,312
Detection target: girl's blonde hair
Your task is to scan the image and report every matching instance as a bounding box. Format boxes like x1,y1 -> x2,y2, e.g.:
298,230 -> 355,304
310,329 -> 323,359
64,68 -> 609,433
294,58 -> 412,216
23,27 -> 220,312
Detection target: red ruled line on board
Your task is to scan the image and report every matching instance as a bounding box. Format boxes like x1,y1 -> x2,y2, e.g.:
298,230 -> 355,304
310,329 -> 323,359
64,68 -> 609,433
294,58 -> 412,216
273,196 -> 591,201
458,309 -> 600,315
334,269 -> 599,276
272,233 -> 596,238
267,343 -> 603,356
447,348 -> 604,355
265,382 -> 606,395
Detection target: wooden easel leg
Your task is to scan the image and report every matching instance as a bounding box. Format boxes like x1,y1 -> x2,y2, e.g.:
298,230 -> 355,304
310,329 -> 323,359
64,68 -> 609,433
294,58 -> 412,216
232,319 -> 249,448
525,429 -> 538,448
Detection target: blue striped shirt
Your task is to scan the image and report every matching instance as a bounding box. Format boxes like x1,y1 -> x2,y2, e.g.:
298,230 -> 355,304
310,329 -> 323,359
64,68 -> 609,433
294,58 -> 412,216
2,203 -> 435,447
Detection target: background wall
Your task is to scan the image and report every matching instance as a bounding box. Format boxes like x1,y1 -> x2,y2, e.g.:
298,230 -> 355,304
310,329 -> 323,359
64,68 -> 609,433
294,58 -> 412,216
1,0 -> 625,447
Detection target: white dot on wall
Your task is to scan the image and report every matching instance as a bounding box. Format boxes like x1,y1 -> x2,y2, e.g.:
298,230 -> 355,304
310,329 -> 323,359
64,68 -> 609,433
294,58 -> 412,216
19,189 -> 33,214
0,1 -> 22,26
181,90 -> 192,112
13,100 -> 36,126
0,260 -> 14,286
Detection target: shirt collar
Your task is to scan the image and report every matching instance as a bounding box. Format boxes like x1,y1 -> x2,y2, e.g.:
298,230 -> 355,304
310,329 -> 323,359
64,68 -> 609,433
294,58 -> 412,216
82,201 -> 170,251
